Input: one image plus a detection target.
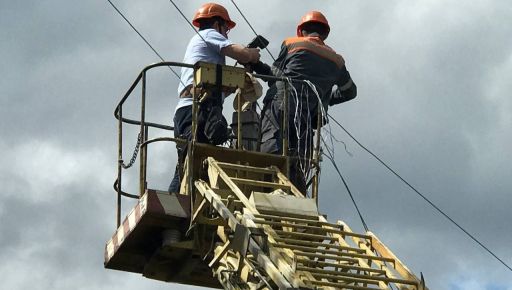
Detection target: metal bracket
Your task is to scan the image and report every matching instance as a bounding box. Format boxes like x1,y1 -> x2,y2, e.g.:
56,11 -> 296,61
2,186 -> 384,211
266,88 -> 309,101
194,61 -> 246,90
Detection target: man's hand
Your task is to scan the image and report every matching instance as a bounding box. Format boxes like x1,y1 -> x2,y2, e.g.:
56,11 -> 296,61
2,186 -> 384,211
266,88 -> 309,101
329,80 -> 357,106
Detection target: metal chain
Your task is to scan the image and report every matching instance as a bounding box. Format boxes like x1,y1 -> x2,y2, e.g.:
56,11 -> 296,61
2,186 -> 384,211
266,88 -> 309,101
121,132 -> 142,169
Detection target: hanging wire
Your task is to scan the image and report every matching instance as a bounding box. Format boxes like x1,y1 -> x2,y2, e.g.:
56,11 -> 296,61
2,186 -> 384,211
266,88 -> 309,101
322,126 -> 353,157
321,137 -> 369,232
105,0 -> 184,86
328,114 -> 512,272
313,92 -> 370,232
229,0 -> 276,61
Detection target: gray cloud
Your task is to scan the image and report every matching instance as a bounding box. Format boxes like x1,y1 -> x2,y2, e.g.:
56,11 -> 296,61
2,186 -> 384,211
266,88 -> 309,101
1,0 -> 511,289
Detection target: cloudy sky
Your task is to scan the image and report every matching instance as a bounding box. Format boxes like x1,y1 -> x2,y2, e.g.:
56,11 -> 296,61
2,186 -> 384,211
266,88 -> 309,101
1,0 -> 511,289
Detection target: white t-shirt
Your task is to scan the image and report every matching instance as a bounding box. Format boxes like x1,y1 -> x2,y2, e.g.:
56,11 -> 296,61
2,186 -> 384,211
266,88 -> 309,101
175,29 -> 233,112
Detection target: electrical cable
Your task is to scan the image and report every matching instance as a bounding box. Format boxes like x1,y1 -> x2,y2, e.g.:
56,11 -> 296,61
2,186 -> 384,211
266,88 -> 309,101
322,126 -> 353,157
229,0 -> 276,61
105,0 -> 184,86
167,0 -> 209,45
321,137 -> 369,232
328,113 -> 512,272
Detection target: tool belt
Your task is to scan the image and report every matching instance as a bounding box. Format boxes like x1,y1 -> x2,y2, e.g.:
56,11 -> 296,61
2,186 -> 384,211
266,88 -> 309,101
179,85 -> 203,98
181,85 -> 238,100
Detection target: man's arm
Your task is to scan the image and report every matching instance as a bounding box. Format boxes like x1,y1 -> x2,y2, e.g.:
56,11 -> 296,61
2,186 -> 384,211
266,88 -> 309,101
329,66 -> 357,106
249,41 -> 288,87
222,44 -> 260,63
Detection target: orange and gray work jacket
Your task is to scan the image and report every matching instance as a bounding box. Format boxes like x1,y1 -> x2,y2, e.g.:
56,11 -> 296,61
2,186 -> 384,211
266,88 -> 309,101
259,35 -> 357,115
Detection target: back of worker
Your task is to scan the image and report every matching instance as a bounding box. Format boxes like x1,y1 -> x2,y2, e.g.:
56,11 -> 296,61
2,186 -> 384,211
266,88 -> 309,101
260,11 -> 357,194
267,36 -> 345,114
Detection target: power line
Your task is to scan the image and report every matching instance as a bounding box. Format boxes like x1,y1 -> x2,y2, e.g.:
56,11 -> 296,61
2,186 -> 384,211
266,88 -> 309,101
167,0 -> 209,45
105,0 -> 184,85
321,137 -> 369,232
328,114 -> 512,272
229,0 -> 276,61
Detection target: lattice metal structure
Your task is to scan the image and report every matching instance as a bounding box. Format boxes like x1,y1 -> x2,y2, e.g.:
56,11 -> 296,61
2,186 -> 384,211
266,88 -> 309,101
193,157 -> 426,290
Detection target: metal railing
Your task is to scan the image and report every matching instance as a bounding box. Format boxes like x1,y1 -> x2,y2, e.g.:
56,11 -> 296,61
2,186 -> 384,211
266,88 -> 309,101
114,62 -> 191,226
113,61 -> 324,227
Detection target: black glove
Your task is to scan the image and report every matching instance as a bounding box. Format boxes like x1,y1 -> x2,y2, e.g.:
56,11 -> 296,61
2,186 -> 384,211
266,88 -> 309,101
329,82 -> 357,106
250,61 -> 272,75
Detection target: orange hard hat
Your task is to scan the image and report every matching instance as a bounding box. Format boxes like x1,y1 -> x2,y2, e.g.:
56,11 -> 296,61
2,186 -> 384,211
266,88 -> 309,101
192,3 -> 236,29
296,11 -> 330,37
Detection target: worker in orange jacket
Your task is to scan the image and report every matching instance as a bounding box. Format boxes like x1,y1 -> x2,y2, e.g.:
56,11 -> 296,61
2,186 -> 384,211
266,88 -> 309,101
258,11 -> 357,194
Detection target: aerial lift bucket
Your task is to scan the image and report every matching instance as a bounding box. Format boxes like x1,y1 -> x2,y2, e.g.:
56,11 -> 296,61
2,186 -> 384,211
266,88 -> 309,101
105,61 -> 428,290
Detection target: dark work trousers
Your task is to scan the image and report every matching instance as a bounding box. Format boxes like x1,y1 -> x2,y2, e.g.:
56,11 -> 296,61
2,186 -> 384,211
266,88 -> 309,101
168,95 -> 225,193
260,97 -> 314,195
168,104 -> 209,193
